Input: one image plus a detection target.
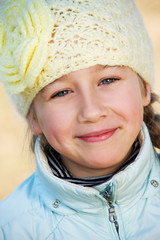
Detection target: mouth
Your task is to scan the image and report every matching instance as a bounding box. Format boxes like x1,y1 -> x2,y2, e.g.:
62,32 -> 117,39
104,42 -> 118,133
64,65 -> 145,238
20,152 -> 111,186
77,128 -> 117,143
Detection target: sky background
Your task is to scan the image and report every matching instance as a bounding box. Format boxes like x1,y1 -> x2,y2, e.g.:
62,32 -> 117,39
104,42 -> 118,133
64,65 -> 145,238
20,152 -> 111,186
0,0 -> 160,199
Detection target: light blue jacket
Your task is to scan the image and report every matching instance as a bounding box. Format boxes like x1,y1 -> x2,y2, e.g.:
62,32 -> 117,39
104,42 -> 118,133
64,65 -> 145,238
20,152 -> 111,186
0,123 -> 160,240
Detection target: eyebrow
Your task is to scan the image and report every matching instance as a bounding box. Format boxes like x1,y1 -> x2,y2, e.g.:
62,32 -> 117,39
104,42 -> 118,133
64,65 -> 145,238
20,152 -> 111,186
40,75 -> 68,99
40,65 -> 125,98
103,65 -> 125,71
40,84 -> 51,98
40,82 -> 56,99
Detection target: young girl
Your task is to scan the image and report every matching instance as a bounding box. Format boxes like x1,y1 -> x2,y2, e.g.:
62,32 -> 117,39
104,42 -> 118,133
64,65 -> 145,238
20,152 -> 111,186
0,0 -> 160,239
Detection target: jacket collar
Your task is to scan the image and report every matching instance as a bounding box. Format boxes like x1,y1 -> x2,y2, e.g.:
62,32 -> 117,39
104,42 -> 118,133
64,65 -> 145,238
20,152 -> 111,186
34,122 -> 160,214
95,123 -> 160,208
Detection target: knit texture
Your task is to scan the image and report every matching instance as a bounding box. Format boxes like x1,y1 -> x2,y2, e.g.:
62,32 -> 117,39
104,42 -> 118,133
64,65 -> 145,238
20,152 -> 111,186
0,0 -> 154,117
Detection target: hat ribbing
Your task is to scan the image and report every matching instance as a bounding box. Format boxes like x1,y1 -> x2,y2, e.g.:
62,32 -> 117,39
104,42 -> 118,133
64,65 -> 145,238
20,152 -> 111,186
0,0 -> 154,117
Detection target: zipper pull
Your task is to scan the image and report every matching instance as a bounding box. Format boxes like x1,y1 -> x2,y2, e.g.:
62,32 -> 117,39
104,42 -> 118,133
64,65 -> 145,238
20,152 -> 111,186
100,186 -> 121,240
109,206 -> 120,238
109,206 -> 117,223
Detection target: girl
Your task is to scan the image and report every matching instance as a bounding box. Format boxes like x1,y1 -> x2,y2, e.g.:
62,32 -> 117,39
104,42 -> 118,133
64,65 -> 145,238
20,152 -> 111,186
0,0 -> 160,239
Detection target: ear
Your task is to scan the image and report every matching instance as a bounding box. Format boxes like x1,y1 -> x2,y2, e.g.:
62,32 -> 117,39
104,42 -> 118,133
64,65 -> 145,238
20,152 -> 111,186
143,83 -> 151,107
26,107 -> 42,135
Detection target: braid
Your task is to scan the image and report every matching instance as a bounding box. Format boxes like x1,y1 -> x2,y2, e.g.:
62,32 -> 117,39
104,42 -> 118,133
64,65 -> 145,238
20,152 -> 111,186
143,93 -> 160,149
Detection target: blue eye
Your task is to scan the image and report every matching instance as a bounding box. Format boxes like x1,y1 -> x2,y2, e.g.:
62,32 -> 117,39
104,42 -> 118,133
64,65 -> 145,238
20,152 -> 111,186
52,90 -> 71,98
99,78 -> 118,85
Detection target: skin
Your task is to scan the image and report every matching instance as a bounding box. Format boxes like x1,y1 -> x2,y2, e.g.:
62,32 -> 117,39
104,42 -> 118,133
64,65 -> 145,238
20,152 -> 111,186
28,65 -> 151,178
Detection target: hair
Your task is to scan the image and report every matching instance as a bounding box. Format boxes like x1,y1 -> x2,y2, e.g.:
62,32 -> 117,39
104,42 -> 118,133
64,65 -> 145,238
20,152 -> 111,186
143,92 -> 160,149
138,75 -> 160,149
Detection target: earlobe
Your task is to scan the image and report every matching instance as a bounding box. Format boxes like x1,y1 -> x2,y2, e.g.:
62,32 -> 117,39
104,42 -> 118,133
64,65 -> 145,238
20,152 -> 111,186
143,83 -> 151,106
26,108 -> 42,135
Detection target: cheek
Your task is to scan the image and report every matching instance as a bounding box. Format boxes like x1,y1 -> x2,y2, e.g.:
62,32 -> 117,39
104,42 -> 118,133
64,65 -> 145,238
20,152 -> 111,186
41,108 -> 74,141
127,98 -> 144,128
112,87 -> 144,124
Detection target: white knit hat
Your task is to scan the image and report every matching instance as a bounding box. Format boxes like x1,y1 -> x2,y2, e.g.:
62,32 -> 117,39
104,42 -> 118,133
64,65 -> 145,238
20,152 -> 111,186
0,0 -> 154,117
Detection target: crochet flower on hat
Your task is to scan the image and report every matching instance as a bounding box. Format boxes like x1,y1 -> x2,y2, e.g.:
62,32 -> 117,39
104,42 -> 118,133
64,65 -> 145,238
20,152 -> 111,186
0,0 -> 154,117
0,0 -> 53,94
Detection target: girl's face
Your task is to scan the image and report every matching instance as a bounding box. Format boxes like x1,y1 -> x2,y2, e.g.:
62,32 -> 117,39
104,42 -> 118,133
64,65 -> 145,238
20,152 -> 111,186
29,65 -> 150,177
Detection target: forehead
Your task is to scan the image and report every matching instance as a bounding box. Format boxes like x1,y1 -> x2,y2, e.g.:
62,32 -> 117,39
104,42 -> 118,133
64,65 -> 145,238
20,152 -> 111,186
40,65 -> 130,97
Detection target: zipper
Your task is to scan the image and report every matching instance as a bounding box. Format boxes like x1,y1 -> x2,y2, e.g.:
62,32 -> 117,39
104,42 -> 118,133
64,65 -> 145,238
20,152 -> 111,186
100,185 -> 121,240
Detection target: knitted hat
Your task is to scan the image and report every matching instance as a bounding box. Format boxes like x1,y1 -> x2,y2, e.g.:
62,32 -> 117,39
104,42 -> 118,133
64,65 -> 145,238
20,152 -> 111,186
0,0 -> 154,117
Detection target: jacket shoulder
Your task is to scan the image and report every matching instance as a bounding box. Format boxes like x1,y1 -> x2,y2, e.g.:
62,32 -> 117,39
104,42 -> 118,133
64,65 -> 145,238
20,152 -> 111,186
0,172 -> 60,240
0,173 -> 36,227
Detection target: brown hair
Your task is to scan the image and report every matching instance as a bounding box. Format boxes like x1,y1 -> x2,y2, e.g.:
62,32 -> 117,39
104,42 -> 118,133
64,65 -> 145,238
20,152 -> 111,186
143,92 -> 160,149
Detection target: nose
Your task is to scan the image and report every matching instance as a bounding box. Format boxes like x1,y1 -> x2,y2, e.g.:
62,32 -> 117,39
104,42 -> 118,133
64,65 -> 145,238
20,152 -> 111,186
77,92 -> 108,123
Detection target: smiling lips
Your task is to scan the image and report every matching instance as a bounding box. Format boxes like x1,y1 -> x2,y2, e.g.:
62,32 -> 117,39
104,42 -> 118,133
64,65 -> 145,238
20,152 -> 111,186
78,128 -> 117,143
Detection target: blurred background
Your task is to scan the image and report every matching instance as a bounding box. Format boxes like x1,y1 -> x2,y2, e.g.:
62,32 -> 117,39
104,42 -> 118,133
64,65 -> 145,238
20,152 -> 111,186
0,0 -> 160,200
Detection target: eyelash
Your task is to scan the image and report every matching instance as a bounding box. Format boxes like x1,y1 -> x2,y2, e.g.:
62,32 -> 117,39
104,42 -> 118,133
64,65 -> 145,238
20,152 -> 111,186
51,89 -> 72,98
51,77 -> 119,98
98,77 -> 119,85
